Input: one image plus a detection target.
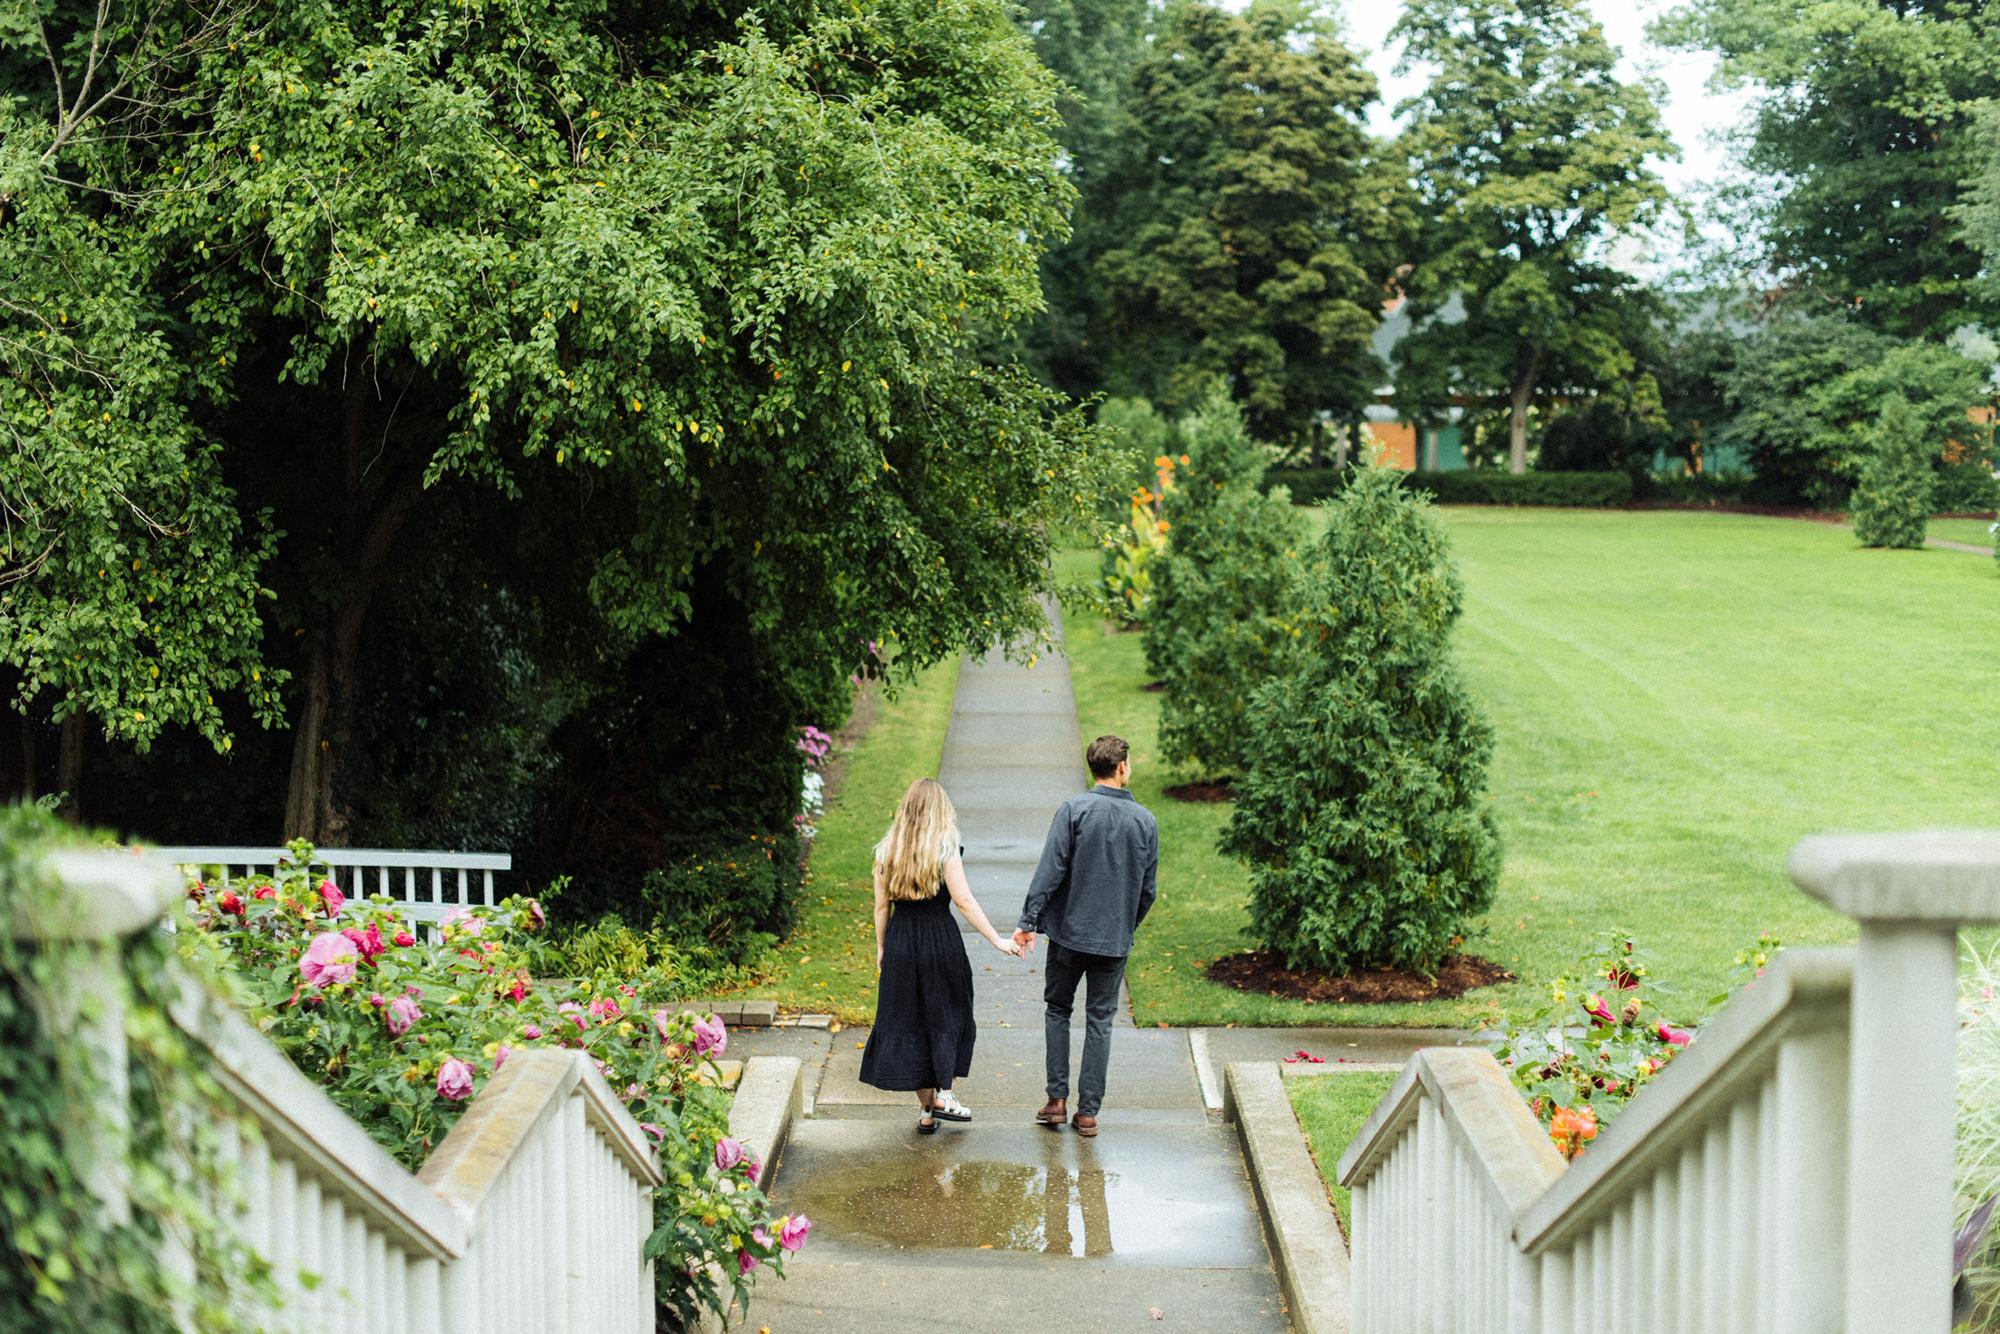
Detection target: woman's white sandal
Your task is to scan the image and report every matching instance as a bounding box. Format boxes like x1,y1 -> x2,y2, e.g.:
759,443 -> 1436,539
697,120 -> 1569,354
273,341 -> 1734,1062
930,1091 -> 972,1122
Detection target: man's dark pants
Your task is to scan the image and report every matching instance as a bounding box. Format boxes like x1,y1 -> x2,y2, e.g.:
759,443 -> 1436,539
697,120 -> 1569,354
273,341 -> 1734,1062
1043,941 -> 1126,1117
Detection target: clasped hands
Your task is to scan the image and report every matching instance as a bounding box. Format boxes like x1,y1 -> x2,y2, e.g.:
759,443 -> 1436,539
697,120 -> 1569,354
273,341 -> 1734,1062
1004,928 -> 1038,958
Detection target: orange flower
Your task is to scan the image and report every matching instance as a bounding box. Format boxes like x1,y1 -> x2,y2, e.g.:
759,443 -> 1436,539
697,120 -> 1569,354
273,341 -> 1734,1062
1179,453 -> 1191,465
1548,1104 -> 1599,1159
1154,454 -> 1172,469
1156,520 -> 1170,533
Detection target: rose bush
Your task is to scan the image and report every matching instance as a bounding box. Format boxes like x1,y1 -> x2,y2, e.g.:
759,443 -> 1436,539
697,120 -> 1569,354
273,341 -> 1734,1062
181,845 -> 801,1328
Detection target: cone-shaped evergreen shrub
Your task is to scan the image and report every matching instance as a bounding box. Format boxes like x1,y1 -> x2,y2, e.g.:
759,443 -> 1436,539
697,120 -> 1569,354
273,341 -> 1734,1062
1143,388 -> 1273,684
1852,393 -> 1935,550
1220,464 -> 1501,975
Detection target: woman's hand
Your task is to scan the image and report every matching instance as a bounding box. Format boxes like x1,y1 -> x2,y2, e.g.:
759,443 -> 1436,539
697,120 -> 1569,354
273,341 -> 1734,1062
876,946 -> 885,971
992,936 -> 1022,957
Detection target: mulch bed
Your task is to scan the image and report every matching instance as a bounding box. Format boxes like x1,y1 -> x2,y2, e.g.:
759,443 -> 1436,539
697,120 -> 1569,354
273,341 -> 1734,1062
1205,950 -> 1513,1004
1163,778 -> 1233,803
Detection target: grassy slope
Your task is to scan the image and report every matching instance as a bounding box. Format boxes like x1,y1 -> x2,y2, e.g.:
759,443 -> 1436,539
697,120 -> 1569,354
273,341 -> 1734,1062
1064,508 -> 2000,1028
1288,1072 -> 1398,1237
727,660 -> 960,1021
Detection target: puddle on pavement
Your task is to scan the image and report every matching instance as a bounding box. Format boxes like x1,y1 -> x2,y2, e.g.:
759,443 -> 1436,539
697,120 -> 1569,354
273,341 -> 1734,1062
803,1148 -> 1122,1256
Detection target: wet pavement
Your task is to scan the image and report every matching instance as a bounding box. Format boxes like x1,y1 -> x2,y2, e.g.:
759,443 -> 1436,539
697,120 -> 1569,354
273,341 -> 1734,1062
750,612 -> 1293,1331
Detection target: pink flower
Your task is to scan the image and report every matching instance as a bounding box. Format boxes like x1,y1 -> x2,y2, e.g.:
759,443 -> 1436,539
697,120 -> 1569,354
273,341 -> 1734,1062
405,984 -> 424,998
778,1214 -> 811,1253
743,1154 -> 761,1184
715,1137 -> 744,1173
299,932 -> 361,988
368,992 -> 386,1008
520,899 -> 546,931
218,889 -> 246,919
252,885 -> 276,901
443,906 -> 485,936
1582,994 -> 1616,1026
318,879 -> 345,918
341,923 -> 386,963
559,1001 -> 589,1032
392,929 -> 417,948
653,1009 -> 676,1041
737,1250 -> 757,1276
693,1015 -> 727,1056
1984,986 -> 1995,1002
589,996 -> 622,1021
1657,1023 -> 1691,1047
623,1083 -> 641,1100
494,1045 -> 510,1070
523,1023 -> 543,1040
507,976 -> 530,1003
386,995 -> 422,1036
753,1227 -> 772,1249
641,1123 -> 665,1142
436,1058 -> 475,1101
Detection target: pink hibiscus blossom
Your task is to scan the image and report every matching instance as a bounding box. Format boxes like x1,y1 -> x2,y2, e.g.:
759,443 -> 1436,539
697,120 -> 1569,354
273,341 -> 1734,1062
318,879 -> 345,918
743,1155 -> 761,1185
558,1001 -> 589,1032
589,996 -> 622,1021
218,889 -> 246,919
1656,1023 -> 1692,1047
436,1059 -> 475,1101
386,995 -> 423,1036
737,1251 -> 757,1276
693,1015 -> 727,1056
299,932 -> 361,988
1582,994 -> 1617,1026
778,1214 -> 811,1253
341,922 -> 386,963
392,929 -> 417,948
715,1137 -> 744,1173
443,906 -> 485,936
523,1023 -> 543,1040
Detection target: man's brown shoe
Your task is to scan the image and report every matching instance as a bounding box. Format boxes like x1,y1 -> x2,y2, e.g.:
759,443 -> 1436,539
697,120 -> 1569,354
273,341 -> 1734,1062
1072,1114 -> 1098,1138
1036,1098 -> 1069,1128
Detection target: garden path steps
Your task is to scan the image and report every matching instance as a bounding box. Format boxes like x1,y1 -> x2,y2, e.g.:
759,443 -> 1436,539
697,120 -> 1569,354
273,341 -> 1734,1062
749,604 -> 1292,1331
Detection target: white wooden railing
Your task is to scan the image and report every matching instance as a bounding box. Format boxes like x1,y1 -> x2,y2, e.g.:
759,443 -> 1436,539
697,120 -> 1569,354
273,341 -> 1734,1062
1339,830 -> 2000,1333
16,851 -> 661,1334
151,845 -> 511,927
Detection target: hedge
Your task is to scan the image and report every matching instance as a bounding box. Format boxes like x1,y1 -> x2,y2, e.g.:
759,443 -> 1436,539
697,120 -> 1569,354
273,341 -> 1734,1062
1267,468 -> 1635,508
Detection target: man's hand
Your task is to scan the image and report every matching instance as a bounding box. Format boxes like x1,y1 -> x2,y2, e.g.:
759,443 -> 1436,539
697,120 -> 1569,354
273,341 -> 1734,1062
1011,928 -> 1037,956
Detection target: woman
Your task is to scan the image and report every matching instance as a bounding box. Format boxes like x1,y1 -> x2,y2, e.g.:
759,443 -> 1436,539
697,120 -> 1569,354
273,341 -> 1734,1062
858,777 -> 1021,1132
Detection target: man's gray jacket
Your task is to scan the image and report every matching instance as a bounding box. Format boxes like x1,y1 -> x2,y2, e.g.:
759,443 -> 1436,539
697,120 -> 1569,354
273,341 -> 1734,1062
1017,784 -> 1158,957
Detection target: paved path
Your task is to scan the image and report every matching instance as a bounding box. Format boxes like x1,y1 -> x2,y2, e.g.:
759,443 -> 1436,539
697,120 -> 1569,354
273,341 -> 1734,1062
1927,536 -> 1995,555
750,610 -> 1291,1332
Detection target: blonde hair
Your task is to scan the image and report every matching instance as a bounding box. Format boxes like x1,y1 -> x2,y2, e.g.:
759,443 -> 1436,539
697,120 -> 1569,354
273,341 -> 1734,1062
875,778 -> 961,902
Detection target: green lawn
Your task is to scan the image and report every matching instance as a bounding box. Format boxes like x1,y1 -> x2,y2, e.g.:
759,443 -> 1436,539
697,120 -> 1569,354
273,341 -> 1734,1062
1063,508 -> 2000,1028
1931,517 -> 1998,549
727,660 -> 960,1021
1288,1072 -> 1397,1238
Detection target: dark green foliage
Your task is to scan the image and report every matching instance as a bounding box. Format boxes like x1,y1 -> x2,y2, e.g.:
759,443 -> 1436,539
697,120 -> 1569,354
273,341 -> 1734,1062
1091,3 -> 1410,444
1221,467 -> 1501,975
1266,467 -> 1348,506
638,831 -> 804,968
1405,471 -> 1635,508
1143,389 -> 1272,682
1852,396 -> 1936,550
1935,455 -> 2000,515
1719,319 -> 1991,506
1152,485 -> 1310,779
1657,0 -> 2000,340
1633,471 -> 1757,506
1538,381 -> 1671,477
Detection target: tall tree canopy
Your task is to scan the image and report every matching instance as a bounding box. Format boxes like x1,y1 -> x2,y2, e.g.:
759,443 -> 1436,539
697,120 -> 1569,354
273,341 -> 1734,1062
1658,0 -> 2000,340
1391,0 -> 1673,473
1092,0 -> 1412,447
2,0 -> 1099,846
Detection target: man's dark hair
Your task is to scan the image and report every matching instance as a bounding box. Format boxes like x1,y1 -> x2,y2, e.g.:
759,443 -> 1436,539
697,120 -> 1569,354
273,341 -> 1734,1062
1086,735 -> 1129,779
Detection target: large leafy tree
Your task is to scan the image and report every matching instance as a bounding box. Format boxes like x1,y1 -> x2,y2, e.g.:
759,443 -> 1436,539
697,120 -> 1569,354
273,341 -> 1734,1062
1391,0 -> 1673,474
1093,0 -> 1411,447
3,0 -> 1098,841
1657,0 -> 2000,340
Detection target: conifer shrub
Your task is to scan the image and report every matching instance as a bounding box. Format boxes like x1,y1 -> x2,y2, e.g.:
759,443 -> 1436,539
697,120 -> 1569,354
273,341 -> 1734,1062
1851,394 -> 1935,550
1221,465 -> 1502,975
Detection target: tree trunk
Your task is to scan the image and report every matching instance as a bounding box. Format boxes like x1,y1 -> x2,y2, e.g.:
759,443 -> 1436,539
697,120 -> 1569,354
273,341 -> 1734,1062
1422,424 -> 1440,472
1508,345 -> 1542,475
279,373 -> 427,845
56,714 -> 84,822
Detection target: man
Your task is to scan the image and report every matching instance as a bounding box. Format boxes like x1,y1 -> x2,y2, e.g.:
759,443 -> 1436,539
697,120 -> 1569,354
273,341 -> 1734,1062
1013,734 -> 1158,1137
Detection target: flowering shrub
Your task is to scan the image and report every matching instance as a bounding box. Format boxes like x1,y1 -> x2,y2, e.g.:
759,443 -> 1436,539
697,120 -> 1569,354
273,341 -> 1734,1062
182,844 -> 803,1327
639,832 -> 800,967
1490,936 -> 1707,1160
1100,453 -> 1178,622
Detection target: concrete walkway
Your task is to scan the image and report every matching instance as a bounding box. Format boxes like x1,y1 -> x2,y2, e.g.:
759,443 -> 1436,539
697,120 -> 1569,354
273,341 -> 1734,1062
750,613 -> 1291,1332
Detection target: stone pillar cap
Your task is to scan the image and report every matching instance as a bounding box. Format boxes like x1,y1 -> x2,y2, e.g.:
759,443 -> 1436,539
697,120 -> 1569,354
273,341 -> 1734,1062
1788,830 -> 2000,924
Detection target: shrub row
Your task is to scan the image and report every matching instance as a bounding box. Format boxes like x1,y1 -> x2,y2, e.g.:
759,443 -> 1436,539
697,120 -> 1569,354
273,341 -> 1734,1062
1267,467 -> 1636,508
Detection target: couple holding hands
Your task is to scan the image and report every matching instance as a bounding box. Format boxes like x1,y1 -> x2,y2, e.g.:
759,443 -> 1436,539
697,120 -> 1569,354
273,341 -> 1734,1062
858,735 -> 1158,1137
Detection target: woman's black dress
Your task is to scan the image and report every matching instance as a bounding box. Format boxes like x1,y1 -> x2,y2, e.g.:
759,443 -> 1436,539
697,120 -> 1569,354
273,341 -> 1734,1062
859,876 -> 975,1092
